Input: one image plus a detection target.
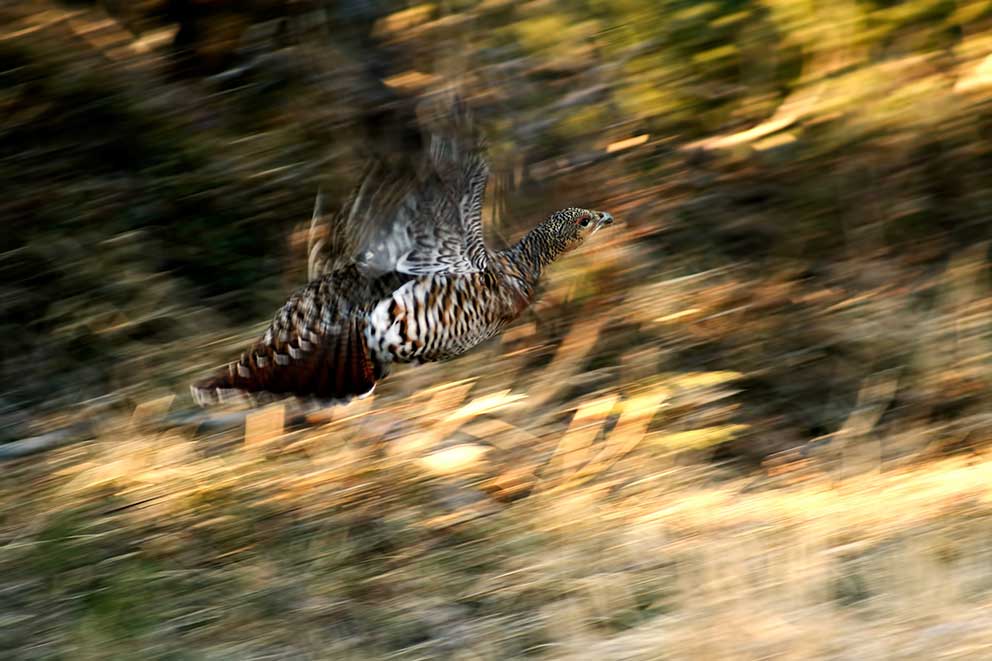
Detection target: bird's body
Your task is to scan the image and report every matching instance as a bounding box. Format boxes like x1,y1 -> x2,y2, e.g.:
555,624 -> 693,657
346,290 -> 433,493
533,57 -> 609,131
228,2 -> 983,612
367,269 -> 524,365
192,100 -> 613,406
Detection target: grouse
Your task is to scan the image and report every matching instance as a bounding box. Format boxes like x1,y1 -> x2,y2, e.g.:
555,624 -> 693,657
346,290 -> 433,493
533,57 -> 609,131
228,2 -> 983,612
192,102 -> 614,406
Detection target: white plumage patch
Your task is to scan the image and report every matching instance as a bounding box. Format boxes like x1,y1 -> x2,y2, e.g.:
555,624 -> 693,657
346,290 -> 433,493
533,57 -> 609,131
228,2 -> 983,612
367,288 -> 407,363
364,272 -> 513,366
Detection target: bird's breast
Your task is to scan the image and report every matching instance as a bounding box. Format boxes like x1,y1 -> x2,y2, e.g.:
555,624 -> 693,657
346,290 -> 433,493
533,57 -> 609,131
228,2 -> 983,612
365,271 -> 526,364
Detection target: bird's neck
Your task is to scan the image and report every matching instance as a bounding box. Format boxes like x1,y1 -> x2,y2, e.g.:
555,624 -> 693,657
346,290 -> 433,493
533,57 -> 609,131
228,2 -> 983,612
498,223 -> 570,292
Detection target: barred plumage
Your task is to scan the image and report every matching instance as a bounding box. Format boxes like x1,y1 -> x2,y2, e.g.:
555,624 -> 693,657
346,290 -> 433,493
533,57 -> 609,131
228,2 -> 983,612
192,102 -> 614,407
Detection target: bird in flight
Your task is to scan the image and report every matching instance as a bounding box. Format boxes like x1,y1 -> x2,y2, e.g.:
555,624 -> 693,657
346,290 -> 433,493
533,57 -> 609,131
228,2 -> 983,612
192,99 -> 614,406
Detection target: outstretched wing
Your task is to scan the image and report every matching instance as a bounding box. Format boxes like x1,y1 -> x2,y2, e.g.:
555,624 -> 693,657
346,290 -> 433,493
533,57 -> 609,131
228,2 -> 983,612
415,97 -> 491,271
307,160 -> 413,280
350,96 -> 493,276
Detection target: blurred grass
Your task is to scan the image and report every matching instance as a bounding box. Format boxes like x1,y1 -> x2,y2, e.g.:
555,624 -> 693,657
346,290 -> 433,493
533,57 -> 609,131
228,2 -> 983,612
3,381 -> 992,657
3,0 -> 992,657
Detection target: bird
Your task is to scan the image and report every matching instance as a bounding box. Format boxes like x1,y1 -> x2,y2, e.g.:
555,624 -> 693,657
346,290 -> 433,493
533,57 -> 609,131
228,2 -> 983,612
191,99 -> 614,407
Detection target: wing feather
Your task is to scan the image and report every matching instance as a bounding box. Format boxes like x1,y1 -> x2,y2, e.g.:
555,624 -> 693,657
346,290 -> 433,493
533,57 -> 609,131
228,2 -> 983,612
306,95 -> 495,277
343,95 -> 493,277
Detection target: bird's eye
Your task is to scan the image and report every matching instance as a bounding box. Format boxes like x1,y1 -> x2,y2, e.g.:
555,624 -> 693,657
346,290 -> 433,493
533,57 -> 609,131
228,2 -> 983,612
579,216 -> 591,227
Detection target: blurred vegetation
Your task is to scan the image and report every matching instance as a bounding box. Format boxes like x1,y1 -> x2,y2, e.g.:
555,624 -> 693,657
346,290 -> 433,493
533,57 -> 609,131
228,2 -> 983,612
4,0 -> 992,657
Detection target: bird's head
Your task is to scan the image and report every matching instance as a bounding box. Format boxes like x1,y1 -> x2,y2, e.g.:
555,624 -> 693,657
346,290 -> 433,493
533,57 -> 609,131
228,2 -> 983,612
544,207 -> 615,252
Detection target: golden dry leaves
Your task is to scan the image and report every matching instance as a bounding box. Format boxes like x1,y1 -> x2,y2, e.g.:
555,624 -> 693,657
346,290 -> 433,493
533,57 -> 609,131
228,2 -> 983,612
418,443 -> 492,477
652,425 -> 750,452
130,395 -> 175,425
383,71 -> 440,92
372,4 -> 434,38
606,134 -> 650,153
244,404 -> 286,448
545,394 -> 620,484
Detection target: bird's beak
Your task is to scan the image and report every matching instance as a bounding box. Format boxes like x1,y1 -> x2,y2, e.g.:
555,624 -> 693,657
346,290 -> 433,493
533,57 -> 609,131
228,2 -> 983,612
592,211 -> 615,233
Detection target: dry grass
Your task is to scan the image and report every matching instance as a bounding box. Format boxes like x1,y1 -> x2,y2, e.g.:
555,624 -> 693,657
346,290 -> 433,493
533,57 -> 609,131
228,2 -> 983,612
4,270 -> 992,658
3,394 -> 992,659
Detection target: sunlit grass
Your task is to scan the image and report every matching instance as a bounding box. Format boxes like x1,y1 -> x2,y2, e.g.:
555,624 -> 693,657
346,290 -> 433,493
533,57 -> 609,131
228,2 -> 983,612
4,396 -> 992,658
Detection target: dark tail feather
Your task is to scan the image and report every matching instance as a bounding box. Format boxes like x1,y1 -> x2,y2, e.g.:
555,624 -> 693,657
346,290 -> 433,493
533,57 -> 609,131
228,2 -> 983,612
192,318 -> 379,407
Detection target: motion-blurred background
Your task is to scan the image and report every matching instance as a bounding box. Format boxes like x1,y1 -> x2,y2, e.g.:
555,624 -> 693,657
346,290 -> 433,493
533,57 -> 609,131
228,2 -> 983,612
4,1 -> 992,658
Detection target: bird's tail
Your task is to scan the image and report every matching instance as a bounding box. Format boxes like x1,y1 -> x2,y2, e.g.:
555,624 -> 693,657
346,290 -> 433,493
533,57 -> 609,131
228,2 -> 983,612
191,315 -> 381,407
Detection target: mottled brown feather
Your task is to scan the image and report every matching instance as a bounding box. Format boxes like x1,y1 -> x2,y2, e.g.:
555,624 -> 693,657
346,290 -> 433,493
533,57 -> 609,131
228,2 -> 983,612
192,317 -> 376,404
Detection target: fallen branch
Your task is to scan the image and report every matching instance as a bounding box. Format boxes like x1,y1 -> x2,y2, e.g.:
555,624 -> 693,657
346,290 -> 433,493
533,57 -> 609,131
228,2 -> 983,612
0,422 -> 95,461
